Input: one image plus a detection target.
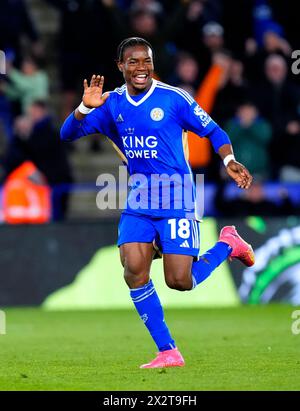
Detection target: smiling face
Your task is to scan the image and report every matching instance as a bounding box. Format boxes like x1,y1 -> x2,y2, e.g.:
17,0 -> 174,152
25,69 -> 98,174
117,45 -> 154,95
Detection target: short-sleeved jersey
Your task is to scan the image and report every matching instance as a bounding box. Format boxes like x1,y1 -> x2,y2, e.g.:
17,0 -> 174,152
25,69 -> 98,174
61,79 -> 221,219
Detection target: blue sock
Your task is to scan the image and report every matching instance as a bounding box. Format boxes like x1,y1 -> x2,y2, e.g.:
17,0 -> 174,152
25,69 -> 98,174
130,279 -> 175,352
191,242 -> 232,288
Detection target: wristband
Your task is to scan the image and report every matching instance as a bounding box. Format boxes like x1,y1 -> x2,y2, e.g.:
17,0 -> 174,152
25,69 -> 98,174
223,154 -> 235,167
78,102 -> 93,115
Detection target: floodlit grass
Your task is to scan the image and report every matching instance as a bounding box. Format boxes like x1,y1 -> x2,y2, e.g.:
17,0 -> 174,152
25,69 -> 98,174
0,306 -> 299,390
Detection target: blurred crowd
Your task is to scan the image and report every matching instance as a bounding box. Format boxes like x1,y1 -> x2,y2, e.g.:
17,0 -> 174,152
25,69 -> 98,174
0,0 -> 300,220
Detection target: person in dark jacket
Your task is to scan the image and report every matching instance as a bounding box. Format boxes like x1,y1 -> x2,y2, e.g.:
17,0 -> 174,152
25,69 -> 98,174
3,100 -> 73,219
0,0 -> 41,67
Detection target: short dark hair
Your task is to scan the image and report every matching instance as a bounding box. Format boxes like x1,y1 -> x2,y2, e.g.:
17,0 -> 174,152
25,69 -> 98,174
31,100 -> 48,110
116,37 -> 153,62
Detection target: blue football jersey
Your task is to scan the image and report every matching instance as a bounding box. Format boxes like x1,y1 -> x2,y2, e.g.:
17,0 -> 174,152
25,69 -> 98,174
61,79 -> 226,219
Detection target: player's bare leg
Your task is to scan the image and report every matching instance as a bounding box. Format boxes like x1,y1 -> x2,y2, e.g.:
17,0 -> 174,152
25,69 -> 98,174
163,254 -> 194,291
120,242 -> 153,288
163,226 -> 255,292
120,242 -> 184,368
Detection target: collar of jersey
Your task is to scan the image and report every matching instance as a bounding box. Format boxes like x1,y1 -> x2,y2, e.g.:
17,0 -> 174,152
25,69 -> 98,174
125,79 -> 157,106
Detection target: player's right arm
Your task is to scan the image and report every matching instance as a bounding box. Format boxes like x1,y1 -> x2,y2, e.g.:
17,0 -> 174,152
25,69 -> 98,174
60,75 -> 110,142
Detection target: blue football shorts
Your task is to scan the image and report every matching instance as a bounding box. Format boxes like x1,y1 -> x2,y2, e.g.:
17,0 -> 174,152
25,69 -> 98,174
117,212 -> 200,258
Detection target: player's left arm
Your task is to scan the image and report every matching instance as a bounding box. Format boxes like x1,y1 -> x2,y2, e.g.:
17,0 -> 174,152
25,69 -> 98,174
215,139 -> 253,190
176,93 -> 253,189
206,127 -> 252,189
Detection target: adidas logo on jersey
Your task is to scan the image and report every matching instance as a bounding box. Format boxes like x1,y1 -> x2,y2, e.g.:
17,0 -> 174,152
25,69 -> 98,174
116,114 -> 124,122
180,240 -> 190,248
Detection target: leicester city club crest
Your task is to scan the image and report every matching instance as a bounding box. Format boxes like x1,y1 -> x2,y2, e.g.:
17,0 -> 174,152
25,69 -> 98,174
150,107 -> 164,121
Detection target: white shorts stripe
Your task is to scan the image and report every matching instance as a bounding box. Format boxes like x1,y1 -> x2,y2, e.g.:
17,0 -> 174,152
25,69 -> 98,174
193,221 -> 197,248
196,221 -> 200,248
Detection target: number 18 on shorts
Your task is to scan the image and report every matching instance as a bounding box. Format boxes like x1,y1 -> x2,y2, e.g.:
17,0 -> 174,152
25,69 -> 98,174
118,213 -> 200,258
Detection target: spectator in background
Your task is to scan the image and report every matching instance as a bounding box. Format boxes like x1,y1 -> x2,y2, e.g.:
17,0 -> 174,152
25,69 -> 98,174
197,21 -> 225,79
252,0 -> 278,48
4,55 -> 49,115
116,0 -> 133,9
212,57 -> 249,126
129,0 -> 163,14
0,0 -> 42,67
0,79 -> 14,143
222,0 -> 253,58
2,160 -> 51,224
187,50 -> 232,182
45,0 -> 120,119
262,25 -> 291,56
224,102 -> 272,180
215,179 -> 297,217
279,119 -> 300,182
245,17 -> 292,82
271,0 -> 300,51
172,0 -> 223,62
129,9 -> 160,38
168,52 -> 200,96
3,101 -> 73,220
103,0 -> 192,80
250,54 -> 300,178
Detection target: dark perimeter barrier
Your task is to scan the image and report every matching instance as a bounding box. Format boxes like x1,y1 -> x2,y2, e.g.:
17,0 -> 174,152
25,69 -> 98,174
0,217 -> 300,307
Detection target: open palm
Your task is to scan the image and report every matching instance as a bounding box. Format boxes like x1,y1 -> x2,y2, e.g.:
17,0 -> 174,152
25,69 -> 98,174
82,75 -> 109,108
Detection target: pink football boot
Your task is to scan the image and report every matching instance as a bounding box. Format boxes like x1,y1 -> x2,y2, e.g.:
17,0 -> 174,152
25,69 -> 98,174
219,225 -> 255,267
140,348 -> 185,369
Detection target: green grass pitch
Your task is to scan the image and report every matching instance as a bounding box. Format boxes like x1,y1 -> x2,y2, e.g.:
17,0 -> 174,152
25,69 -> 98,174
0,305 -> 299,391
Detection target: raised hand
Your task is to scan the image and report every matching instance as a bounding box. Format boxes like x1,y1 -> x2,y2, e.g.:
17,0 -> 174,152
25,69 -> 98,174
226,160 -> 253,189
82,75 -> 109,109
